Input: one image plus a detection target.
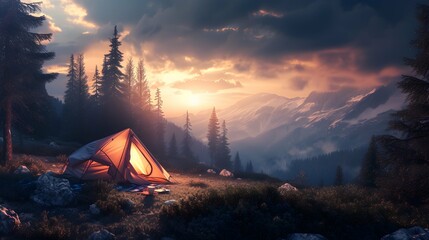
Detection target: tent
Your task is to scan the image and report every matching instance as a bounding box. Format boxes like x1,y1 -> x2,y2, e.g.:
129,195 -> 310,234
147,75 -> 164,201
62,128 -> 171,184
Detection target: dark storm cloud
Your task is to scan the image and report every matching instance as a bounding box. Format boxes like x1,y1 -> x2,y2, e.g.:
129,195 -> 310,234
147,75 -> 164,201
75,0 -> 421,72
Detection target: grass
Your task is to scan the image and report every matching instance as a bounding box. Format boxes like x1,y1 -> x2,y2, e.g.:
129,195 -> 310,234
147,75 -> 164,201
0,154 -> 427,239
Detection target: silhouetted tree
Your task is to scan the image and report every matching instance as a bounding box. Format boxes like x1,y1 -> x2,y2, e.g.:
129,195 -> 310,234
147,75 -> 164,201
207,107 -> 220,167
124,57 -> 134,106
377,4 -> 429,203
91,65 -> 102,106
334,165 -> 344,186
182,111 -> 194,161
359,136 -> 379,187
135,58 -> 151,111
216,120 -> 231,169
62,54 -> 89,141
154,88 -> 165,158
246,161 -> 254,173
101,26 -> 125,103
0,0 -> 57,163
233,152 -> 242,173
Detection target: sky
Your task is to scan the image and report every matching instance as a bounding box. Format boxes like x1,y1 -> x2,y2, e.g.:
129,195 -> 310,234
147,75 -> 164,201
31,0 -> 423,116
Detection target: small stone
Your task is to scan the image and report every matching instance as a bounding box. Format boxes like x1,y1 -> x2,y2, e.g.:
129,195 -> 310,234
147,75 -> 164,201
89,204 -> 100,215
88,229 -> 115,240
278,183 -> 298,193
14,165 -> 30,174
219,169 -> 234,177
207,169 -> 216,174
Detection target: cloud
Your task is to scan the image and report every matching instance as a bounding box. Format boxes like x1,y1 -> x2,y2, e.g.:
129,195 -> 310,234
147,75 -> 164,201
60,0 -> 98,29
289,77 -> 309,91
173,78 -> 243,93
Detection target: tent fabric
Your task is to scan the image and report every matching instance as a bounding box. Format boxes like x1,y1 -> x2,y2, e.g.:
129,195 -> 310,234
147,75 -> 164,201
62,128 -> 171,184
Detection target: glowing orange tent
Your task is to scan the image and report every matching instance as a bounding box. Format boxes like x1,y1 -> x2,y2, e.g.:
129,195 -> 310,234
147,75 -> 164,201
62,128 -> 171,184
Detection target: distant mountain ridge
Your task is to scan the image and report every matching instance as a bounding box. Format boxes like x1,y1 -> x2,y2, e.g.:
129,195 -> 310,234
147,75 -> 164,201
168,82 -> 405,174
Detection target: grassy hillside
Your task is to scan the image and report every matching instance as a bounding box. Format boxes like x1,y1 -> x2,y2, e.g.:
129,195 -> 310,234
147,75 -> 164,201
0,155 -> 428,239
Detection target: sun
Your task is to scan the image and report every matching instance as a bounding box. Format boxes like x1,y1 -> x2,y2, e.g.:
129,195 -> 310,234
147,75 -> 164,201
188,94 -> 201,106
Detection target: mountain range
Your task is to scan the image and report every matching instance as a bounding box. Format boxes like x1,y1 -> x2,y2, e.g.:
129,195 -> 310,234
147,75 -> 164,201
168,82 -> 405,175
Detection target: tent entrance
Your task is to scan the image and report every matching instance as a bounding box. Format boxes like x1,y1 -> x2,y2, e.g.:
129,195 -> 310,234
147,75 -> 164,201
129,141 -> 153,176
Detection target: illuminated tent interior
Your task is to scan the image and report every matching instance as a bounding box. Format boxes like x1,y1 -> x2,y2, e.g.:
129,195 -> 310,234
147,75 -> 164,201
62,128 -> 171,184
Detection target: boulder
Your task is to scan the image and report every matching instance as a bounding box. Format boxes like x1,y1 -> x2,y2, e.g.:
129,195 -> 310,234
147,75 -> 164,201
89,204 -> 100,215
207,169 -> 216,174
14,165 -> 30,174
287,233 -> 327,240
219,169 -> 234,177
381,226 -> 429,240
31,172 -> 74,206
0,205 -> 21,234
88,229 -> 116,240
278,183 -> 298,193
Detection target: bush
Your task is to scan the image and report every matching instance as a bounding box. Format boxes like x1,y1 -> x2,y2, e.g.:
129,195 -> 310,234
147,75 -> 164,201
78,180 -> 115,204
95,191 -> 130,217
159,186 -> 293,240
18,211 -> 72,240
377,164 -> 429,205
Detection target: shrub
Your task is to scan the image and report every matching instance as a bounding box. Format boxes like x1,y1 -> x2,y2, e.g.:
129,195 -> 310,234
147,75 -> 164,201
18,211 -> 72,240
78,180 -> 114,203
95,191 -> 129,217
159,186 -> 293,240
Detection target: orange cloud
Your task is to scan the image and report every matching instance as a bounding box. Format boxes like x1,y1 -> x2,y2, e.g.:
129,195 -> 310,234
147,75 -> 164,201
60,0 -> 98,29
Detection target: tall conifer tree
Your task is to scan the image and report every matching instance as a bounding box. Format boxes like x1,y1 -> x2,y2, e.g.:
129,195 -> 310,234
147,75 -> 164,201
207,107 -> 220,167
0,0 -> 57,163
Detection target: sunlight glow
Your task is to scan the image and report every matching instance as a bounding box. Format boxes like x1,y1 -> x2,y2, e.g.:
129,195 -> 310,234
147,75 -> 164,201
188,94 -> 201,106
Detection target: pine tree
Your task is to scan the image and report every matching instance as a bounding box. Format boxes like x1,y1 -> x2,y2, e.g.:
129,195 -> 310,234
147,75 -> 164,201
124,57 -> 134,105
64,54 -> 77,109
387,4 -> 429,163
168,133 -> 178,159
0,0 -> 57,163
246,161 -> 254,173
100,25 -> 125,104
154,88 -> 165,158
207,107 -> 220,167
233,152 -> 242,173
136,58 -> 151,111
63,53 -> 89,140
216,120 -> 231,169
182,111 -> 194,161
91,65 -> 102,105
76,54 -> 90,109
359,136 -> 379,187
334,165 -> 344,186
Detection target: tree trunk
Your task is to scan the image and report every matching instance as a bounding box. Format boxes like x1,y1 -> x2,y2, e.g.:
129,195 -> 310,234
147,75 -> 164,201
1,97 -> 13,165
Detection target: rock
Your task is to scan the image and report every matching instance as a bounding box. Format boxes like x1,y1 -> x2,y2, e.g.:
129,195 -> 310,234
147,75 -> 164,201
89,204 -> 100,215
278,183 -> 298,193
286,233 -> 327,240
207,169 -> 216,174
121,198 -> 135,210
164,200 -> 177,205
381,226 -> 429,240
88,229 -> 115,240
14,165 -> 30,174
31,173 -> 74,206
0,205 -> 21,234
219,169 -> 234,177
